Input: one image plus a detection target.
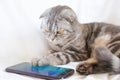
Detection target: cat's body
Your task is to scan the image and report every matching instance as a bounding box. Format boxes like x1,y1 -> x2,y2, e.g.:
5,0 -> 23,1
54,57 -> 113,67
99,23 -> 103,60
32,5 -> 120,75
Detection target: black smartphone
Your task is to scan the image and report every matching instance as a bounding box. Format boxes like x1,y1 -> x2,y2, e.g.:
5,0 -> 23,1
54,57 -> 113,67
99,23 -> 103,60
5,62 -> 74,80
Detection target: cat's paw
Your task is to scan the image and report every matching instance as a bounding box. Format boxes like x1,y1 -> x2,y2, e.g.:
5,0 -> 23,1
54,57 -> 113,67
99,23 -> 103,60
76,62 -> 93,75
31,57 -> 49,66
31,58 -> 39,66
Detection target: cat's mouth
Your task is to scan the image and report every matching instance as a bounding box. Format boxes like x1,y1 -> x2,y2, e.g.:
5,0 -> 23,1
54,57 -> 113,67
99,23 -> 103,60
48,35 -> 74,45
56,35 -> 77,48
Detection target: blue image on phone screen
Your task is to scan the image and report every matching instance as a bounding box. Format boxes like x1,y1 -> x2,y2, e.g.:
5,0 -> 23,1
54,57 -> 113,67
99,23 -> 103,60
31,65 -> 67,77
12,63 -> 68,77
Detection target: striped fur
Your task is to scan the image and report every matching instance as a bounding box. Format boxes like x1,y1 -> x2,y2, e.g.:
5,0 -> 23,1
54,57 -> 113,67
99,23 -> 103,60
32,5 -> 120,75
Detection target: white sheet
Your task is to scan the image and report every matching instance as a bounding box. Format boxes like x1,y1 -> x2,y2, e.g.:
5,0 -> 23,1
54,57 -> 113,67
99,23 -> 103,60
0,0 -> 120,80
0,62 -> 120,80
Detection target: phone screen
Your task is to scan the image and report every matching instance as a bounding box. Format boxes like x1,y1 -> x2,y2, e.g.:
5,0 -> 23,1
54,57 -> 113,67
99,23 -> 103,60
16,63 -> 68,77
6,62 -> 74,79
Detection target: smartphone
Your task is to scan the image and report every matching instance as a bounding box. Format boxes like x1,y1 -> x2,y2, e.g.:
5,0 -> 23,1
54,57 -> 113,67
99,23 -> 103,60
5,62 -> 74,80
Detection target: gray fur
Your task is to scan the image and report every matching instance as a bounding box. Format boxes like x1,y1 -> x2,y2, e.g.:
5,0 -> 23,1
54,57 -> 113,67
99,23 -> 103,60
32,5 -> 120,74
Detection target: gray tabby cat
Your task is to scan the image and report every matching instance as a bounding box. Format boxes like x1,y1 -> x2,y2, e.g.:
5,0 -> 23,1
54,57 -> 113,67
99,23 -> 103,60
32,5 -> 120,75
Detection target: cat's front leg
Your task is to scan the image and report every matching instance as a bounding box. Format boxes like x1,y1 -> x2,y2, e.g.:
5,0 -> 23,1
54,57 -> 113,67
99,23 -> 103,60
76,46 -> 103,75
31,52 -> 75,66
76,35 -> 112,75
76,58 -> 97,75
76,46 -> 120,75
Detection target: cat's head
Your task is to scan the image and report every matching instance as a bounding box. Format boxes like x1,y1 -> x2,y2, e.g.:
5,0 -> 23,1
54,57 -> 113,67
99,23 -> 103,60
40,5 -> 79,44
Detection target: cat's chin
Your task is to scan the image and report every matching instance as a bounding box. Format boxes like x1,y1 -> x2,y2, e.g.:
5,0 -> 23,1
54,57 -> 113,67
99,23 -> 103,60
49,39 -> 66,44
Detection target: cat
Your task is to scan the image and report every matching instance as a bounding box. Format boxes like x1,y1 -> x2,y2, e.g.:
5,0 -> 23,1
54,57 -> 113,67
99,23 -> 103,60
32,5 -> 120,75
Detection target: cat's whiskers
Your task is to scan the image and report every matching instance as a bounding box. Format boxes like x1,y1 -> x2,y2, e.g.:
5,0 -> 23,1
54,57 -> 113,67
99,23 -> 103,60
64,36 -> 71,41
62,34 -> 81,50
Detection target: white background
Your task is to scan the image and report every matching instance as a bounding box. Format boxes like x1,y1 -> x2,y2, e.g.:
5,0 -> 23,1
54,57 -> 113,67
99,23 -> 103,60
0,0 -> 120,80
1,0 -> 120,66
0,0 -> 80,66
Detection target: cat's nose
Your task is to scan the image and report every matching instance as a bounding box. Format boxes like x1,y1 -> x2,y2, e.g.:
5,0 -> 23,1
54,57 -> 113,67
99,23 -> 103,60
51,37 -> 55,41
51,35 -> 55,41
50,34 -> 57,41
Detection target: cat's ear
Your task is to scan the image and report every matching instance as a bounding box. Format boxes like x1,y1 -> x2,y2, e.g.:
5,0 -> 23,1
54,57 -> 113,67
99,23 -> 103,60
40,8 -> 52,18
61,9 -> 77,23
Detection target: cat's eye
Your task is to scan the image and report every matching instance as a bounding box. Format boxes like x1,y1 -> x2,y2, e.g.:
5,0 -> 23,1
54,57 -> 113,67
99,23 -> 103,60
57,29 -> 64,35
